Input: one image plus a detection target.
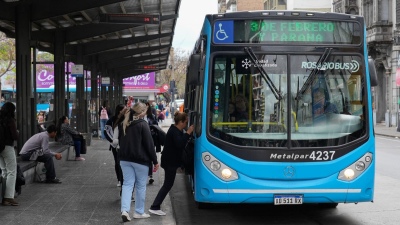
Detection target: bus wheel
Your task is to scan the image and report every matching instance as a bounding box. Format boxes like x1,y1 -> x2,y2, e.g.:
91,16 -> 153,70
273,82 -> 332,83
196,201 -> 211,209
318,203 -> 338,209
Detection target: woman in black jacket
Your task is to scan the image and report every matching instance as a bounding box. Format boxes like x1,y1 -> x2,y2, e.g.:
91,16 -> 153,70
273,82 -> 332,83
149,111 -> 194,216
118,102 -> 159,222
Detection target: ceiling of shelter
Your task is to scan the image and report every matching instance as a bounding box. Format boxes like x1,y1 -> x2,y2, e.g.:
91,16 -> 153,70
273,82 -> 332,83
0,0 -> 181,78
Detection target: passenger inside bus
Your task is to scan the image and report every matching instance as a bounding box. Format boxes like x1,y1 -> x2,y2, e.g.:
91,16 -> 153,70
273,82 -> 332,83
312,87 -> 339,116
234,94 -> 249,122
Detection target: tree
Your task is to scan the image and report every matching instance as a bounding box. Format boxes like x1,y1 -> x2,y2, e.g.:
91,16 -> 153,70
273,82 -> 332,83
158,47 -> 189,99
0,32 -> 16,97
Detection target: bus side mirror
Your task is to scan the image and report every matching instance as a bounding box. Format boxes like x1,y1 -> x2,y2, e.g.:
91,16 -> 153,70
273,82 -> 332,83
187,54 -> 201,85
368,57 -> 378,87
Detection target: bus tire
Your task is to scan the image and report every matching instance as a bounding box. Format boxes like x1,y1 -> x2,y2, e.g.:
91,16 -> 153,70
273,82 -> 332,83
196,201 -> 211,209
318,203 -> 338,209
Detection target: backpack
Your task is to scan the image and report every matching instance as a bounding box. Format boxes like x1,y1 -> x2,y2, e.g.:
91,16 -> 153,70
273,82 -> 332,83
100,107 -> 108,120
149,125 -> 166,146
0,119 -> 7,153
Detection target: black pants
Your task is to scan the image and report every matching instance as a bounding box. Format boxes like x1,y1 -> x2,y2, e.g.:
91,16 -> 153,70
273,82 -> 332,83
150,165 -> 177,210
21,153 -> 56,180
111,147 -> 123,184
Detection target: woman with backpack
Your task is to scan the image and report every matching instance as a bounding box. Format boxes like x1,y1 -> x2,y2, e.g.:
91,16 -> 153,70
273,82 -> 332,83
0,102 -> 19,206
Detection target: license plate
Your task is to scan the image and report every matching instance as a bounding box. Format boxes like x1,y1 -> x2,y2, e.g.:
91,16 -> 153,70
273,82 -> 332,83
274,195 -> 303,205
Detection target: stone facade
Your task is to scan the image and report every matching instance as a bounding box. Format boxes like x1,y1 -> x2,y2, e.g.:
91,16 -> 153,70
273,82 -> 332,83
334,0 -> 398,126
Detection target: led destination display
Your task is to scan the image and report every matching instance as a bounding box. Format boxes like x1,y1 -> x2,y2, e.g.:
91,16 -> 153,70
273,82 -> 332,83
213,19 -> 360,44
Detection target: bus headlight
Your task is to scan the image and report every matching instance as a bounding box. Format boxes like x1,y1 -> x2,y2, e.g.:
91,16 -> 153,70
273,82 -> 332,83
344,169 -> 355,179
202,152 -> 238,181
338,152 -> 373,181
221,169 -> 232,179
355,161 -> 365,171
210,160 -> 221,171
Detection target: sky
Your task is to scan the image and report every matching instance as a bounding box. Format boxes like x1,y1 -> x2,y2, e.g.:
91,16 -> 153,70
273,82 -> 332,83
172,0 -> 218,52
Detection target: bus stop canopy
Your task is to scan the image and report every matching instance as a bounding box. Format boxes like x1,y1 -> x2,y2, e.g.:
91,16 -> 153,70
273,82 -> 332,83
0,0 -> 181,78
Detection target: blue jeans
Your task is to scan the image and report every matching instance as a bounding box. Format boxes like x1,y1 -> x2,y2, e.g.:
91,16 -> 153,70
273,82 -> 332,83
0,145 -> 17,198
100,119 -> 108,139
74,140 -> 81,157
120,161 -> 149,214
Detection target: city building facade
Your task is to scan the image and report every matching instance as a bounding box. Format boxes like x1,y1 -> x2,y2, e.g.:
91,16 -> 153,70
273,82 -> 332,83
334,0 -> 398,127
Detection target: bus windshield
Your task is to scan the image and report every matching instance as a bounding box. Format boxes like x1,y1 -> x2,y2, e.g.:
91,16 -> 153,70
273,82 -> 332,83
209,54 -> 366,148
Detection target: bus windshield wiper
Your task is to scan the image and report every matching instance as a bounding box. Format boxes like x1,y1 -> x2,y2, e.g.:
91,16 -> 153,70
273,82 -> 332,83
244,47 -> 282,100
295,48 -> 332,100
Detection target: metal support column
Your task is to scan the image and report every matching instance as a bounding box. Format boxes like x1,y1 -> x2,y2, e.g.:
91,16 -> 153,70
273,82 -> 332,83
54,30 -> 66,122
15,4 -> 33,149
90,56 -> 99,138
76,45 -> 86,132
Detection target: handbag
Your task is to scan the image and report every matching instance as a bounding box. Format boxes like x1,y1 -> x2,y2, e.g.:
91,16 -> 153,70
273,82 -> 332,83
181,136 -> 194,175
72,133 -> 84,141
80,138 -> 87,154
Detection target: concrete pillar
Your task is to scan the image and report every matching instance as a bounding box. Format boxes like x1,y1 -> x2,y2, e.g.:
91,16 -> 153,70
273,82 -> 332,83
15,4 -> 33,149
54,30 -> 66,122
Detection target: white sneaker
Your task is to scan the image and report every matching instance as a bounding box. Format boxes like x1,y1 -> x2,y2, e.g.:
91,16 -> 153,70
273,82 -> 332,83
149,209 -> 166,216
133,212 -> 150,219
121,211 -> 131,222
117,181 -> 121,187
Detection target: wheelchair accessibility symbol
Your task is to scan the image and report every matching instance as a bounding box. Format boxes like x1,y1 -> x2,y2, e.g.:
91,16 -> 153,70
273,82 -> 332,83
216,23 -> 229,41
214,21 -> 233,43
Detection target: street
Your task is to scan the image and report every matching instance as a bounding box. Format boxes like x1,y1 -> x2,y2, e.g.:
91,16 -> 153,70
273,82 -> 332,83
169,135 -> 400,225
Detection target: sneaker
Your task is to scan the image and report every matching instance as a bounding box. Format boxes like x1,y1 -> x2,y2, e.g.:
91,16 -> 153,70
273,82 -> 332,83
149,177 -> 154,184
133,213 -> 150,219
2,198 -> 19,206
117,181 -> 121,187
121,211 -> 131,222
45,178 -> 62,184
75,157 -> 85,161
149,209 -> 166,216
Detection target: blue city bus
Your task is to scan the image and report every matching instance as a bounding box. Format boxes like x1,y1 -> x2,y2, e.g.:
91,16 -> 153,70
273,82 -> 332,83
1,86 -> 91,112
184,11 -> 378,208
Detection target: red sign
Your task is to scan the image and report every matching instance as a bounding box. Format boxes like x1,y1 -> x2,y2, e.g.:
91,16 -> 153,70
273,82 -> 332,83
396,68 -> 400,87
159,83 -> 169,93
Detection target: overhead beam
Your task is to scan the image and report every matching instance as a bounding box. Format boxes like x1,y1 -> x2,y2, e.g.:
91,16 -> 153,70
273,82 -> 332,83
97,44 -> 169,63
107,53 -> 169,69
31,0 -> 126,21
112,59 -> 166,72
65,32 -> 173,55
31,23 -> 140,43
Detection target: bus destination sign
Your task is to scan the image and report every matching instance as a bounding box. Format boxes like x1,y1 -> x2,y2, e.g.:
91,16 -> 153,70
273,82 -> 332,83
213,19 -> 360,45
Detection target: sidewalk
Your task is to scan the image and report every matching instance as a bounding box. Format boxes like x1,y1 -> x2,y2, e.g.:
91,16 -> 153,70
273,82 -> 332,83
374,123 -> 400,138
0,124 -> 175,225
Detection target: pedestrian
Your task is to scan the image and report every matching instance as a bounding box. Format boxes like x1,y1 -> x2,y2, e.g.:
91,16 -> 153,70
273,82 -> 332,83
145,102 -> 159,184
118,102 -> 159,222
0,102 -> 19,206
165,103 -> 170,119
19,125 -> 62,184
149,111 -> 194,216
104,103 -> 126,187
99,101 -> 111,140
56,116 -> 85,161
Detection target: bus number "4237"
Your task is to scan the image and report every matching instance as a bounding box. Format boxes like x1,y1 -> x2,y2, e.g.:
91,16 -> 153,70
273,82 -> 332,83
310,151 -> 335,161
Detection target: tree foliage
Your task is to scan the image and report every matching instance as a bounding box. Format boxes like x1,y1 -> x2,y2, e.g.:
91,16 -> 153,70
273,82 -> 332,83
0,32 -> 16,92
158,48 -> 189,98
